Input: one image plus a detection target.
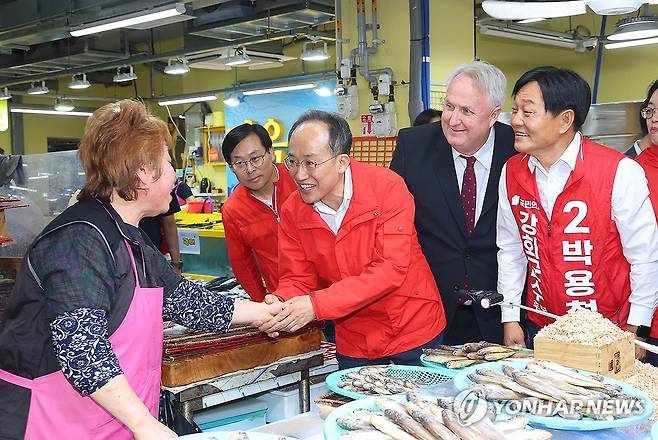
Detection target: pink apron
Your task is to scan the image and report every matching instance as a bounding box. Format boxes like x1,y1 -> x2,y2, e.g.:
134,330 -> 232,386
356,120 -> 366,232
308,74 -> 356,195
0,242 -> 164,439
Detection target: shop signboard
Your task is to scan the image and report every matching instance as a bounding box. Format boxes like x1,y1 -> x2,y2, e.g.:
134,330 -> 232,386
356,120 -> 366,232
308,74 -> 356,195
178,229 -> 201,255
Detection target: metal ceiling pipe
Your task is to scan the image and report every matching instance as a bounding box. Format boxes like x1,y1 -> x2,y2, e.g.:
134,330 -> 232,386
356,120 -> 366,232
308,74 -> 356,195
408,0 -> 423,123
354,0 -> 392,84
0,26 -> 319,88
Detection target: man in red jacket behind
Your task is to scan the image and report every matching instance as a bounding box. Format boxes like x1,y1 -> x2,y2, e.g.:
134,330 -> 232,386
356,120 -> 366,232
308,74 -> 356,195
259,110 -> 447,369
222,123 -> 297,301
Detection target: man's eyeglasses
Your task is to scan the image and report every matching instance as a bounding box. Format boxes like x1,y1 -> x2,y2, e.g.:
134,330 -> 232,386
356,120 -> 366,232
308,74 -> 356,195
284,155 -> 338,172
641,107 -> 656,120
231,154 -> 266,171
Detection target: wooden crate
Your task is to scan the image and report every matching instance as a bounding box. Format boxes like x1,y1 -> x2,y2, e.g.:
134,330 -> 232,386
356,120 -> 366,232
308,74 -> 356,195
161,329 -> 321,387
533,334 -> 635,379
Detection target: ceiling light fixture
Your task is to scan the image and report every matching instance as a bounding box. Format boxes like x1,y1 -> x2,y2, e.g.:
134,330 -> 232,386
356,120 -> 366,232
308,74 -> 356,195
27,80 -> 49,95
164,58 -> 190,75
605,36 -> 658,49
300,40 -> 330,61
479,24 -> 597,51
608,16 -> 658,41
224,48 -> 250,66
54,98 -> 75,112
70,3 -> 186,37
313,86 -> 333,97
0,87 -> 11,100
517,18 -> 546,24
10,107 -> 93,117
157,94 -> 217,106
113,65 -> 137,83
243,83 -> 316,96
68,73 -> 91,89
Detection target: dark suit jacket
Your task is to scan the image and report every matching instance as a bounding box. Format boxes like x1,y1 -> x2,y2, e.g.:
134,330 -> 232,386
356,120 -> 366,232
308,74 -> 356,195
390,121 -> 516,343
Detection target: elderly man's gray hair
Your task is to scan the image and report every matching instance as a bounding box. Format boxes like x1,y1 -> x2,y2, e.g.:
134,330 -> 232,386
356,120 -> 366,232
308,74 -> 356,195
446,61 -> 507,109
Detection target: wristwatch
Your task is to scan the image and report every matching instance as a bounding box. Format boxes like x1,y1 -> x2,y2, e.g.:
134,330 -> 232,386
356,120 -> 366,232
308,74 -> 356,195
171,260 -> 183,270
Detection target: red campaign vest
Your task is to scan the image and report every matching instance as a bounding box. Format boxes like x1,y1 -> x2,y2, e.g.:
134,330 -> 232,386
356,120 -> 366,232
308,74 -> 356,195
505,138 -> 631,328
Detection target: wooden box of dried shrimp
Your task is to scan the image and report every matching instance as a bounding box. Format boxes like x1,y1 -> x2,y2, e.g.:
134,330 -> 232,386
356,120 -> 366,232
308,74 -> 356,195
533,333 -> 635,380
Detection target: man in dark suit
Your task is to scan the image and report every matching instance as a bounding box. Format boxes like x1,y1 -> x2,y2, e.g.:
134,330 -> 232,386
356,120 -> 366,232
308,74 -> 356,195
391,61 -> 516,345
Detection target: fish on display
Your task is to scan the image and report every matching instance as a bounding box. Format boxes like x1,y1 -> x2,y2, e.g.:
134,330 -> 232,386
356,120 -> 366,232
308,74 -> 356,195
423,341 -> 534,369
338,396 -> 553,440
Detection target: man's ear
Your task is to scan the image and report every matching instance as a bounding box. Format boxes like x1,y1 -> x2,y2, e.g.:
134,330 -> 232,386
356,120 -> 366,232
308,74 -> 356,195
337,154 -> 350,172
558,109 -> 575,135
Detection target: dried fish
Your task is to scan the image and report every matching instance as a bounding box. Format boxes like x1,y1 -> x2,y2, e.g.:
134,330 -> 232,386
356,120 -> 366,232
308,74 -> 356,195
441,410 -> 481,440
369,414 -> 417,440
408,408 -> 459,440
476,346 -> 514,356
446,359 -> 478,369
424,353 -> 469,364
337,417 -> 373,431
383,409 -> 436,440
484,352 -> 516,361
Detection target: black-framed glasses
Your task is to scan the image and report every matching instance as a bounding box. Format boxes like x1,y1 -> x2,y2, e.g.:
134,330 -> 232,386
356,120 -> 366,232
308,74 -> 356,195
231,154 -> 266,171
641,107 -> 656,120
284,155 -> 338,172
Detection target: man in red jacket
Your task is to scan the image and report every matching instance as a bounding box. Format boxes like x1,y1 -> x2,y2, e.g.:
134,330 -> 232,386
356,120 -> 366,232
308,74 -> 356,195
497,67 -> 658,353
259,110 -> 447,368
221,123 -> 297,301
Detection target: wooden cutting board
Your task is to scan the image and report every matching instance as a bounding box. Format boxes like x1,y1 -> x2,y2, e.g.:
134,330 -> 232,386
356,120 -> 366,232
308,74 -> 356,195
161,329 -> 321,387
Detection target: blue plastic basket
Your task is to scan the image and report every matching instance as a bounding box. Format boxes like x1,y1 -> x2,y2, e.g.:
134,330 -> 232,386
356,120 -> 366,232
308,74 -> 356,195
651,422 -> 658,440
453,360 -> 654,431
325,365 -> 452,400
323,394 -> 405,440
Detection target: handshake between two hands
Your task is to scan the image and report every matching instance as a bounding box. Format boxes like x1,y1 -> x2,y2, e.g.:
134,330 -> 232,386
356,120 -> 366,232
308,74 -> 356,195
252,294 -> 316,338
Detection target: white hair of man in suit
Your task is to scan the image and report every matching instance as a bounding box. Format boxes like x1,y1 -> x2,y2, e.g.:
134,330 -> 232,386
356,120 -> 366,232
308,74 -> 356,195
442,61 -> 507,156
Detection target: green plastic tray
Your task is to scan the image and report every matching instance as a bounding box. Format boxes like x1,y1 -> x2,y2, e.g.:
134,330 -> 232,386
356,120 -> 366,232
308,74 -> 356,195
325,364 -> 452,400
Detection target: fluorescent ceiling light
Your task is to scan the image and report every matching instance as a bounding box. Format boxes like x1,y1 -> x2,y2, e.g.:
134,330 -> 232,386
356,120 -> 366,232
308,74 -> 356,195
313,86 -> 333,97
223,96 -> 241,107
301,41 -> 329,61
608,16 -> 658,41
0,87 -> 11,100
11,107 -> 92,117
113,65 -> 137,83
517,18 -> 546,24
27,80 -> 49,95
605,36 -> 658,49
224,48 -> 250,66
479,25 -> 597,51
158,94 -> 217,106
68,73 -> 91,89
243,83 -> 315,96
70,3 -> 186,37
164,58 -> 190,75
482,0 -> 587,20
54,99 -> 75,112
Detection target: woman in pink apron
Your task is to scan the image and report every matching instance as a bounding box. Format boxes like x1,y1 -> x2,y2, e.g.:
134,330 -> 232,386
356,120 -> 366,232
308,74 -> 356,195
0,100 -> 280,439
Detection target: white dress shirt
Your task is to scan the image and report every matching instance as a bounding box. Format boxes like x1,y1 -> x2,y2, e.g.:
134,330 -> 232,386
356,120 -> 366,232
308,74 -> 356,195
631,140 -> 643,157
314,166 -> 353,235
452,127 -> 496,225
497,132 -> 658,326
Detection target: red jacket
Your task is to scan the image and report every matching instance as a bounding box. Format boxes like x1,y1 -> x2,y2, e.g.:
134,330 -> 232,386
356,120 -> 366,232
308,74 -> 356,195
506,138 -> 631,328
275,161 -> 446,359
222,163 -> 297,301
634,145 -> 658,338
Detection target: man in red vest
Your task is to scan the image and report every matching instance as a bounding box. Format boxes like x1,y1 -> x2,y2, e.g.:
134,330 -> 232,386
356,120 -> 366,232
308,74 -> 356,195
221,123 -> 297,301
258,110 -> 447,369
497,67 -> 658,354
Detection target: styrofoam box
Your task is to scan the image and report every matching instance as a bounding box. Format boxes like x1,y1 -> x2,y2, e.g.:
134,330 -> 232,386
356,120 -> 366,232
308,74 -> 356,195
193,397 -> 268,432
257,379 -> 329,423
